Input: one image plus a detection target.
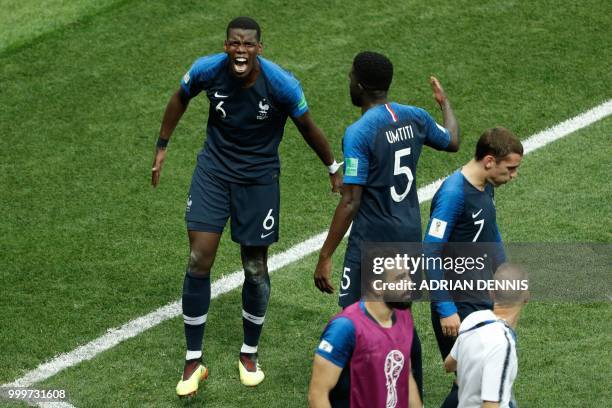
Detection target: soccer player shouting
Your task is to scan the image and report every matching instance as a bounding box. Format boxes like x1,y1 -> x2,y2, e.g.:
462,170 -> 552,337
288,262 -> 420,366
152,17 -> 342,397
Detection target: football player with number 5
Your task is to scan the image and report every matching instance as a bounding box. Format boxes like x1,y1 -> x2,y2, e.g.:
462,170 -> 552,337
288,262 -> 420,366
313,51 -> 460,399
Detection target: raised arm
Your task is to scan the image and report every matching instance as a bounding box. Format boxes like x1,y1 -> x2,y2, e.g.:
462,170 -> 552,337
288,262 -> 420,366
430,76 -> 460,152
292,112 -> 342,193
151,89 -> 189,187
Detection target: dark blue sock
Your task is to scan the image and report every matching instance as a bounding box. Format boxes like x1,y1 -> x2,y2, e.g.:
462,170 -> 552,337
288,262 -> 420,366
241,273 -> 270,350
182,271 -> 210,360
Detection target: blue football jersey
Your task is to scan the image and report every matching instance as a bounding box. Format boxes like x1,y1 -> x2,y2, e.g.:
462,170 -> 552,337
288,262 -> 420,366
180,54 -> 309,184
425,170 -> 503,244
424,170 -> 506,316
343,103 -> 451,247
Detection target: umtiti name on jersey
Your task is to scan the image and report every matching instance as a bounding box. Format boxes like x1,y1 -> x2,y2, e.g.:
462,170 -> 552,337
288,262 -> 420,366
386,125 -> 414,144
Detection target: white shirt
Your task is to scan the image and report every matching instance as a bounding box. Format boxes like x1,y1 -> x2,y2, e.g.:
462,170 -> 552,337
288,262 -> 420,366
450,309 -> 518,408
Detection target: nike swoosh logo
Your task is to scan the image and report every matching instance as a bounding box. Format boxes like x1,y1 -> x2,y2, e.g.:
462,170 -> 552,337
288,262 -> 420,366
261,231 -> 275,239
338,293 -> 348,297
214,91 -> 228,98
472,209 -> 483,218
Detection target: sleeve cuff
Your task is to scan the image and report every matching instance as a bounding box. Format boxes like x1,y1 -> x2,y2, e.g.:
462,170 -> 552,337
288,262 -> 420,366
435,301 -> 458,318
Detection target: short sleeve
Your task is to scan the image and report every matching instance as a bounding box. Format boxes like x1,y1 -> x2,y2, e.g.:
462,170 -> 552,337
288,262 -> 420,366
315,317 -> 356,368
180,53 -> 227,99
342,126 -> 369,185
418,108 -> 451,150
259,57 -> 309,118
285,85 -> 308,118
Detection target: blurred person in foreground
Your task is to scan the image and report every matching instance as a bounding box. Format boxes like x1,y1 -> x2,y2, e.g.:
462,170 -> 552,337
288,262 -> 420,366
444,263 -> 529,408
309,261 -> 422,408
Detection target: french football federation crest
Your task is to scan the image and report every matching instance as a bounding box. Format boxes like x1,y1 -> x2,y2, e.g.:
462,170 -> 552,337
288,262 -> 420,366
257,98 -> 270,120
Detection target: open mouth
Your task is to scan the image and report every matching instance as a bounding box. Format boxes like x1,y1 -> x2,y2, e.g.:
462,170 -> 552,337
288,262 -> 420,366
233,57 -> 248,74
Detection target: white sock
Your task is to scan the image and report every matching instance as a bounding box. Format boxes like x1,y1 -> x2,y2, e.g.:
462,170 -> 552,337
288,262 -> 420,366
240,343 -> 258,354
186,350 -> 202,361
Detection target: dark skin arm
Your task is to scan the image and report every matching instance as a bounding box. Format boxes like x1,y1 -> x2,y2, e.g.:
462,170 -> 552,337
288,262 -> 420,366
292,112 -> 343,193
426,81 -> 461,333
314,184 -> 363,293
152,89 -> 189,187
429,77 -> 460,152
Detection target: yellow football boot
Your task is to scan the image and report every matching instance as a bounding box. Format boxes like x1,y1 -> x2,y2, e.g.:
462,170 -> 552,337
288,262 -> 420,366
176,363 -> 208,398
238,353 -> 265,386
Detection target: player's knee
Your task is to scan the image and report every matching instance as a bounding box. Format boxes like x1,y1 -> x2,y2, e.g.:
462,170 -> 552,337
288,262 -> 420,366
188,249 -> 212,277
243,258 -> 268,285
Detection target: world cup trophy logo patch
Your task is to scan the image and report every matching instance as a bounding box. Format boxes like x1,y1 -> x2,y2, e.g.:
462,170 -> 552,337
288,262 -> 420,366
384,350 -> 405,408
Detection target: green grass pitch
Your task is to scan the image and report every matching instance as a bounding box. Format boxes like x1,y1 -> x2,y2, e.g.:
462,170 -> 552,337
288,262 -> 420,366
2,0 -> 611,407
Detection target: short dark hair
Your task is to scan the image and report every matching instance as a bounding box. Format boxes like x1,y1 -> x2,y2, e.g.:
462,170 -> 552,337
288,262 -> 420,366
475,127 -> 524,161
227,16 -> 261,41
353,51 -> 393,91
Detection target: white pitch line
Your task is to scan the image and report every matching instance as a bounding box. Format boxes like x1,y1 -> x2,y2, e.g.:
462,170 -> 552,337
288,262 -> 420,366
4,99 -> 612,398
522,100 -> 612,154
37,402 -> 74,408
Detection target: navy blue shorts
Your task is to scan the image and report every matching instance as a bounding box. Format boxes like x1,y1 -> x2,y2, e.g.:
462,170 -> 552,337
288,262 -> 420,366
185,166 -> 280,246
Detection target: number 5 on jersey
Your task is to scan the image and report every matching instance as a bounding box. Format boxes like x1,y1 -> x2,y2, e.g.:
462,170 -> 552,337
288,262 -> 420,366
391,148 -> 414,202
